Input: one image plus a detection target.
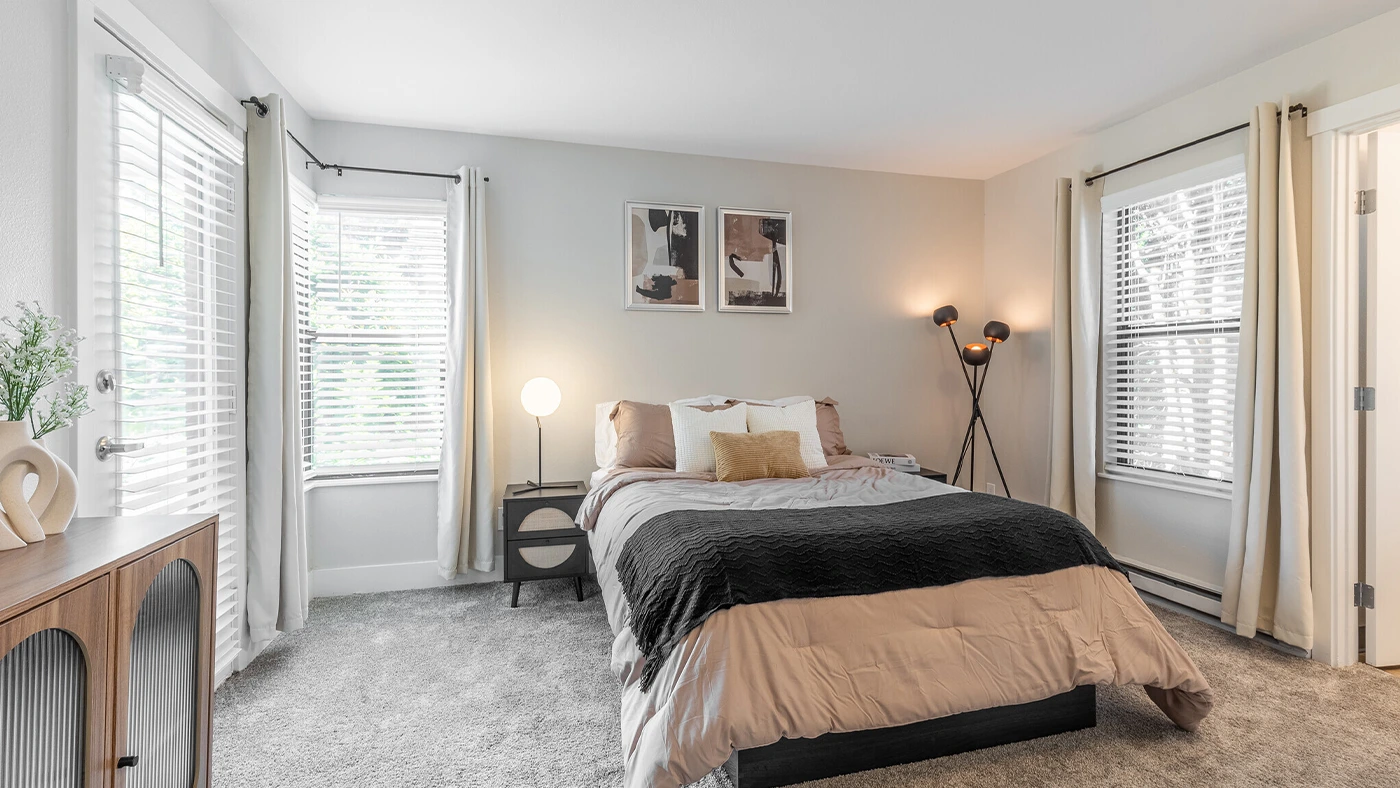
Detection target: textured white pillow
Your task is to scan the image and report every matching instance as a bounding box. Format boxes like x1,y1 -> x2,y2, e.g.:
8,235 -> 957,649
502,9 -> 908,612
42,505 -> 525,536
746,399 -> 828,469
670,402 -> 749,473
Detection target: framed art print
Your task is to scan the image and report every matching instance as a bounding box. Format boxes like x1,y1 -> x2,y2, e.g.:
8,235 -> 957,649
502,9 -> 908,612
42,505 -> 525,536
625,201 -> 704,311
718,207 -> 792,313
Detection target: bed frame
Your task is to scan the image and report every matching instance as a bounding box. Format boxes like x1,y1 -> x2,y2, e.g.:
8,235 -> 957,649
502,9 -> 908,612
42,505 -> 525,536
721,685 -> 1096,788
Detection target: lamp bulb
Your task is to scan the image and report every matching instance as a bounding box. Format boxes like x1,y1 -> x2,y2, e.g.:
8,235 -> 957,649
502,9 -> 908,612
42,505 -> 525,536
520,377 -> 561,418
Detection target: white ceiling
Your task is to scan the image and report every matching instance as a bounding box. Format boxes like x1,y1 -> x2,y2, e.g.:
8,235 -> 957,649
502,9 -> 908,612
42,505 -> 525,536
212,0 -> 1400,179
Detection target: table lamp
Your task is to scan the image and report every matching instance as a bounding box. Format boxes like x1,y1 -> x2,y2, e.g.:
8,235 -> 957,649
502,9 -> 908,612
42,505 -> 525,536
515,377 -> 574,495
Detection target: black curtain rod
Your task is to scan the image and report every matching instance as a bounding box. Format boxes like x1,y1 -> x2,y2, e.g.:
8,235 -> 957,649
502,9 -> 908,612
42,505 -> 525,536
241,97 -> 464,184
1084,103 -> 1308,187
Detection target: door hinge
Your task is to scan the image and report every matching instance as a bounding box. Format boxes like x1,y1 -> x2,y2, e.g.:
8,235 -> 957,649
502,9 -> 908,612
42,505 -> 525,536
1358,188 -> 1377,215
1356,582 -> 1376,609
1355,386 -> 1376,411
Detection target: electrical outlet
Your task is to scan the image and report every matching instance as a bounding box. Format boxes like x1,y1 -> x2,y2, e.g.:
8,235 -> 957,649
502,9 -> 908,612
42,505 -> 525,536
986,482 -> 997,495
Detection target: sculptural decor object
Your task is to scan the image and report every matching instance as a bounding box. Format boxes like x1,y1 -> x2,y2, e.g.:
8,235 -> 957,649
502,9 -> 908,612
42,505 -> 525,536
0,302 -> 91,550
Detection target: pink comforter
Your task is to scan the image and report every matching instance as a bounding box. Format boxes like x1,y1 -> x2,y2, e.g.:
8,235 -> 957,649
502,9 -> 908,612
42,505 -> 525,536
581,460 -> 1213,788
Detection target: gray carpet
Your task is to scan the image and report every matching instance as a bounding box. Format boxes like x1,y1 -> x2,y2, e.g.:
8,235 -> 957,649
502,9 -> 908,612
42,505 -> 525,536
214,580 -> 1400,788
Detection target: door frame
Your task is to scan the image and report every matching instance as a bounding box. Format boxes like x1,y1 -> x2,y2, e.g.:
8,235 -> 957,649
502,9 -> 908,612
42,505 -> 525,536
1308,83 -> 1400,666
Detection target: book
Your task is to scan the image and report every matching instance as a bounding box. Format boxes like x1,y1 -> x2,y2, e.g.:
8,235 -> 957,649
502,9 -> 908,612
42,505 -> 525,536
868,452 -> 920,473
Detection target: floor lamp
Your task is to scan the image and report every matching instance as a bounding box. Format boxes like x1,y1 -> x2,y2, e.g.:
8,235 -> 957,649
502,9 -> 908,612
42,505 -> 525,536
932,305 -> 1011,497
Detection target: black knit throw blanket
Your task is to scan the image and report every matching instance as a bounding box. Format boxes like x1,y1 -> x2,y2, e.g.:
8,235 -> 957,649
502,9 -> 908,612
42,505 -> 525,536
616,492 -> 1124,692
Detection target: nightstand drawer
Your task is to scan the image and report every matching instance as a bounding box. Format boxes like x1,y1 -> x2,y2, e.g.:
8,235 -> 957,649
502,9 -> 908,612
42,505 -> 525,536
505,497 -> 584,540
505,534 -> 589,582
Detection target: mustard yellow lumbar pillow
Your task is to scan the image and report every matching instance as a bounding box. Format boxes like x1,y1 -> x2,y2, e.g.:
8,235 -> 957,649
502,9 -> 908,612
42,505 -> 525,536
710,430 -> 812,482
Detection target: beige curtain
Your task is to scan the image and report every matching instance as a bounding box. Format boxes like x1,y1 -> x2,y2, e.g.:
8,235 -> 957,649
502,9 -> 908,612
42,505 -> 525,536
1048,175 -> 1104,531
437,167 -> 496,578
1221,100 -> 1313,649
244,94 -> 309,646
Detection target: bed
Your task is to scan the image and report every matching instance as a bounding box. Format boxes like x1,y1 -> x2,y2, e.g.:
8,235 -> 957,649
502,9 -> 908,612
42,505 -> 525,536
578,456 -> 1214,788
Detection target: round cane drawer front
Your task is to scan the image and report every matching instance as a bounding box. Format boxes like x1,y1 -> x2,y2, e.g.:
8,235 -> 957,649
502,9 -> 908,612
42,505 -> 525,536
505,497 -> 583,540
505,534 -> 589,581
518,507 -> 575,534
518,542 -> 575,569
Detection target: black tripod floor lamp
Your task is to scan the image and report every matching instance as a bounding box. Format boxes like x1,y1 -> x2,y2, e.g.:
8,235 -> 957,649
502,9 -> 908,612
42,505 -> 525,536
932,305 -> 1011,497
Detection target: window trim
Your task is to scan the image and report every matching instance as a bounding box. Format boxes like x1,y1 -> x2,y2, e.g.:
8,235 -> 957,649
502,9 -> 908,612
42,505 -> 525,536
1098,155 -> 1247,497
292,187 -> 451,483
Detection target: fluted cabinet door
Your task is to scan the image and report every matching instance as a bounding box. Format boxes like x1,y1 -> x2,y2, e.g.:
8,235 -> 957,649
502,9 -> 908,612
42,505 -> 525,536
112,529 -> 215,788
0,578 -> 110,788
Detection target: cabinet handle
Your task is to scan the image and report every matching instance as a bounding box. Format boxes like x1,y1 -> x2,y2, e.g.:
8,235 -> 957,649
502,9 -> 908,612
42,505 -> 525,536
117,755 -> 139,769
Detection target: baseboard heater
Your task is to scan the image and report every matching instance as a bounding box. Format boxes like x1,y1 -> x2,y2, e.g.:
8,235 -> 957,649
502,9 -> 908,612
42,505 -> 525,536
1120,561 -> 1223,619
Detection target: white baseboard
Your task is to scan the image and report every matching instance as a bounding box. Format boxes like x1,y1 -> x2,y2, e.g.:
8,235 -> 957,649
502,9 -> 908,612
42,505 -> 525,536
311,559 -> 503,598
1127,569 -> 1223,618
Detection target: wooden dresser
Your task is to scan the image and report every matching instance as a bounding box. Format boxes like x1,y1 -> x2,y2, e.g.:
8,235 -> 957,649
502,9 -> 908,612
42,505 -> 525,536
0,514 -> 219,788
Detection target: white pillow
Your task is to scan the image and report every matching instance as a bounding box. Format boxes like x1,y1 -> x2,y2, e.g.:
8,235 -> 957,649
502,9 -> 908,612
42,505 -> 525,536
594,401 -> 621,469
746,399 -> 828,469
670,402 -> 749,473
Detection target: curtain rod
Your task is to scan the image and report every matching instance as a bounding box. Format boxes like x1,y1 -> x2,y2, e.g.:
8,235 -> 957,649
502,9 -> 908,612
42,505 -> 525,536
1084,103 -> 1308,187
241,97 -> 465,184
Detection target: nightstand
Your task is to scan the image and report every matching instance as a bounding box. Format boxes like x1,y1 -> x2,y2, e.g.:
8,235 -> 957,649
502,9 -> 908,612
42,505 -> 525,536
502,482 -> 589,608
918,468 -> 949,484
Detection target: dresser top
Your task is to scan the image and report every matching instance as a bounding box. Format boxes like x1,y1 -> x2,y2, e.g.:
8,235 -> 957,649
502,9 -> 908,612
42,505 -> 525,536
0,515 -> 217,623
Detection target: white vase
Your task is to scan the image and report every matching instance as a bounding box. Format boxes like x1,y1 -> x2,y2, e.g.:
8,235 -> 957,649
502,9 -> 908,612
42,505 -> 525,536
34,437 -> 78,535
0,421 -> 76,549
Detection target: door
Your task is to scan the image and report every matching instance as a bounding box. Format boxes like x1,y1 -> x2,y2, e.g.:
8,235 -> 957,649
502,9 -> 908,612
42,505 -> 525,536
75,27 -> 248,685
112,528 -> 216,788
0,578 -> 110,788
1363,127 -> 1400,667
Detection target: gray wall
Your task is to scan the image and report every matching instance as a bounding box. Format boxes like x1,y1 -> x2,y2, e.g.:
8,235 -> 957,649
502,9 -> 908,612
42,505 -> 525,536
982,6 -> 1400,591
305,121 -> 986,582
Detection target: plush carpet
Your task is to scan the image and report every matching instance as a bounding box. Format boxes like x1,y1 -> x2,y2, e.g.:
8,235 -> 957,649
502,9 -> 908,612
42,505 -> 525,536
213,580 -> 1400,788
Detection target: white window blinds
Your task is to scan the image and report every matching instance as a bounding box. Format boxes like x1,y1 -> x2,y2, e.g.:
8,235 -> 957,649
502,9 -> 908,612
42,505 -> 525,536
112,86 -> 244,682
1101,167 -> 1247,491
296,197 -> 450,475
289,181 -> 316,475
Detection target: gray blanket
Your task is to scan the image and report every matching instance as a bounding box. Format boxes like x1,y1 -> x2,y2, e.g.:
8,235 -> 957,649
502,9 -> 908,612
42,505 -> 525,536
615,492 -> 1123,691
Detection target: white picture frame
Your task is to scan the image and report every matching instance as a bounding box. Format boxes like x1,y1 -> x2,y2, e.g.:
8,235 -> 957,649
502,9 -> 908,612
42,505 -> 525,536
624,200 -> 705,311
717,207 -> 792,314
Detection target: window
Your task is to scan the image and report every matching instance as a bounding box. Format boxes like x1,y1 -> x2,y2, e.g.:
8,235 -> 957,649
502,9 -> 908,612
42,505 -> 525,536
292,195 -> 450,477
111,82 -> 244,682
1101,161 -> 1247,492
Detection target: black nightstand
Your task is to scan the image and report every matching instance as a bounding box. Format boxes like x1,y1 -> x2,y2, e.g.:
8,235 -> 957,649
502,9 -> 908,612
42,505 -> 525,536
502,482 -> 589,608
918,468 -> 949,484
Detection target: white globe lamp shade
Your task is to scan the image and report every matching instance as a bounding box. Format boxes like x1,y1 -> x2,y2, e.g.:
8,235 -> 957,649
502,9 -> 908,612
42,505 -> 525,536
520,377 -> 562,418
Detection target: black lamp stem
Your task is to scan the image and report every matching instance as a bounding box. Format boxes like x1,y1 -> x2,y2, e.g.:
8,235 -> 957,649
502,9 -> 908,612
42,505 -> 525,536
512,414 -> 576,495
948,335 -> 1011,498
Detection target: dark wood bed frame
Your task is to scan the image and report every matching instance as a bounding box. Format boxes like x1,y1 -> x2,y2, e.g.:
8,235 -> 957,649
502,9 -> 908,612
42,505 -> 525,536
721,685 -> 1096,788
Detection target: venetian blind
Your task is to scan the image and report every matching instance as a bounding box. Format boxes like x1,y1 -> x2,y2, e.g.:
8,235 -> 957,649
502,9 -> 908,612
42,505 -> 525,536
1101,169 -> 1247,491
112,86 -> 244,683
289,180 -> 316,475
303,199 -> 449,474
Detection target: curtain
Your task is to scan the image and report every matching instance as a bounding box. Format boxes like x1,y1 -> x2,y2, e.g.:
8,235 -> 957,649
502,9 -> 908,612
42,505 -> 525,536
437,167 -> 496,579
1048,175 -> 1104,531
1222,100 -> 1313,649
244,93 -> 309,646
